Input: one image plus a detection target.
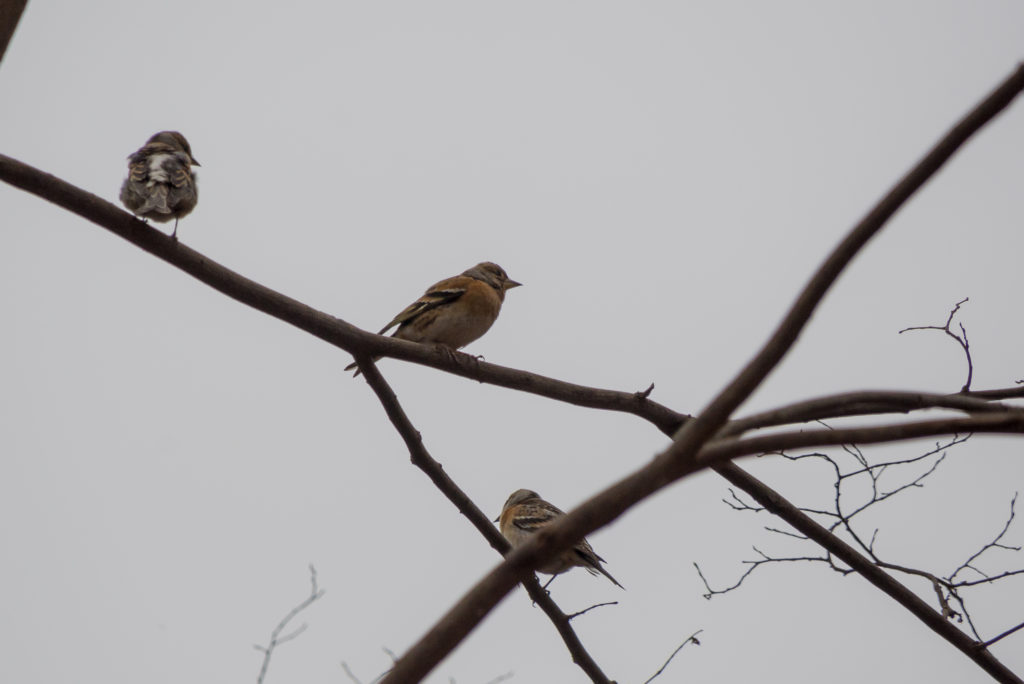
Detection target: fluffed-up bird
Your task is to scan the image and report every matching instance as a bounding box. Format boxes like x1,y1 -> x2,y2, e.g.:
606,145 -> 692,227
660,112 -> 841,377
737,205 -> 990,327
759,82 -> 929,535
496,488 -> 624,589
345,261 -> 521,375
120,131 -> 199,240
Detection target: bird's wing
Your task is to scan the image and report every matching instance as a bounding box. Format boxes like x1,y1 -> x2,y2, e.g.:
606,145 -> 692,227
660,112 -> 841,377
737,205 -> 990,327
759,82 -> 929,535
511,500 -> 563,532
378,278 -> 468,335
127,156 -> 150,183
169,163 -> 194,189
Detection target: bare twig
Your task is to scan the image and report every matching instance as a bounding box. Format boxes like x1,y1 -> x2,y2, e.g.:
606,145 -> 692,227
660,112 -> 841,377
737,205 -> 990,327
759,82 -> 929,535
341,654 -> 397,684
951,494 -> 1022,586
830,440 -> 955,534
722,488 -> 763,512
341,662 -> 364,684
254,565 -> 326,684
982,620 -> 1024,649
719,443 -> 1022,647
642,630 -> 703,684
955,569 -> 1024,588
764,526 -> 808,540
693,561 -> 758,598
635,383 -> 655,400
900,298 -> 974,391
695,547 -> 851,599
567,602 -> 619,620
713,457 -> 1022,684
483,672 -> 515,684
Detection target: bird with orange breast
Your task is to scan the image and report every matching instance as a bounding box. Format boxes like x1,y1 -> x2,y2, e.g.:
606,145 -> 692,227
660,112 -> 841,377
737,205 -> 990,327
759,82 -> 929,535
346,261 -> 521,375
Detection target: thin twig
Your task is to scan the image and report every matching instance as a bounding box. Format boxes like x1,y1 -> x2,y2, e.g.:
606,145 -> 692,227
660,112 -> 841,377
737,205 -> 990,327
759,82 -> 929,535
642,630 -> 704,684
951,494 -> 1021,585
341,662 -> 363,684
764,526 -> 807,540
899,298 -> 974,391
982,620 -> 1024,649
254,565 -> 326,684
695,548 -> 851,600
483,672 -> 515,684
567,602 -> 619,620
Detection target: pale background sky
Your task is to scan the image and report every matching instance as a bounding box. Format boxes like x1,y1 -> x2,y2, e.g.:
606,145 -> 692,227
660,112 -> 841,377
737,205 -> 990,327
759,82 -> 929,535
2,2 -> 1024,683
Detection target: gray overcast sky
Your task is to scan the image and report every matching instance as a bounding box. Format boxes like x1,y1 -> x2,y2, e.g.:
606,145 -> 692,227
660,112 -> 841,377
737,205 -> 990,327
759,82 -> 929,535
2,2 -> 1024,683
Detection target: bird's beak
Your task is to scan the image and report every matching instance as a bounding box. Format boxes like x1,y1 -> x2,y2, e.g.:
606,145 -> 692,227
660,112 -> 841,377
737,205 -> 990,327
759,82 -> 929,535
492,515 -> 500,523
504,280 -> 522,290
191,158 -> 201,167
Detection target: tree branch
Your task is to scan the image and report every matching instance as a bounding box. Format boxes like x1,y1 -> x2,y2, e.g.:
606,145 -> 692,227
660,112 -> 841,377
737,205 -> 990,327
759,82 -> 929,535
254,565 -> 326,684
726,389 -> 1017,437
0,0 -> 26,67
379,64 -> 1024,683
899,298 -> 974,392
642,630 -> 703,684
0,152 -> 691,436
983,621 -> 1024,649
354,357 -> 614,684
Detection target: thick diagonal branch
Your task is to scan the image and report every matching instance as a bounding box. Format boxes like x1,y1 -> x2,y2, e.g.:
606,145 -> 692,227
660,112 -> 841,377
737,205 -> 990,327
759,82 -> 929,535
0,0 -> 26,66
380,64 -> 1024,683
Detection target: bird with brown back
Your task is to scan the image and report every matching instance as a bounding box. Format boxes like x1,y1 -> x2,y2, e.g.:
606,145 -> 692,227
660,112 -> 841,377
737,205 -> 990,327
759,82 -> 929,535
120,131 -> 199,240
346,261 -> 521,376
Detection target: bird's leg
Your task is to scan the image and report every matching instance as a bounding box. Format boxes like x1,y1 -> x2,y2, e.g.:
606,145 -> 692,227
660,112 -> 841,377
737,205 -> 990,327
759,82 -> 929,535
453,350 -> 485,375
171,218 -> 179,241
435,344 -> 460,365
530,574 -> 555,606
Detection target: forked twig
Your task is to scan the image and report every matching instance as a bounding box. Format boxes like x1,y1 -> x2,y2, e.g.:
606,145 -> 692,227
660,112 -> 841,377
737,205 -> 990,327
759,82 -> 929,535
900,298 -> 974,391
254,565 -> 326,684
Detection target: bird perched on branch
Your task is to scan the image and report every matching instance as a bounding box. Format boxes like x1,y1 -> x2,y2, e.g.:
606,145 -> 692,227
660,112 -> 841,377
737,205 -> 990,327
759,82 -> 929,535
496,488 -> 624,589
345,261 -> 521,376
120,131 -> 199,240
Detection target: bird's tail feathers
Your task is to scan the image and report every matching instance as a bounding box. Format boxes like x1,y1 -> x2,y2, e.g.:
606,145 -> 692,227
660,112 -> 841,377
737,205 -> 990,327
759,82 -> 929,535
138,184 -> 171,215
577,548 -> 624,589
596,564 -> 625,590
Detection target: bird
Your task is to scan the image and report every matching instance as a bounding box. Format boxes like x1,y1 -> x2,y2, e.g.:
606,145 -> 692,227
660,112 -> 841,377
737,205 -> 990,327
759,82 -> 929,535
496,488 -> 624,589
120,131 -> 199,240
345,261 -> 521,375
